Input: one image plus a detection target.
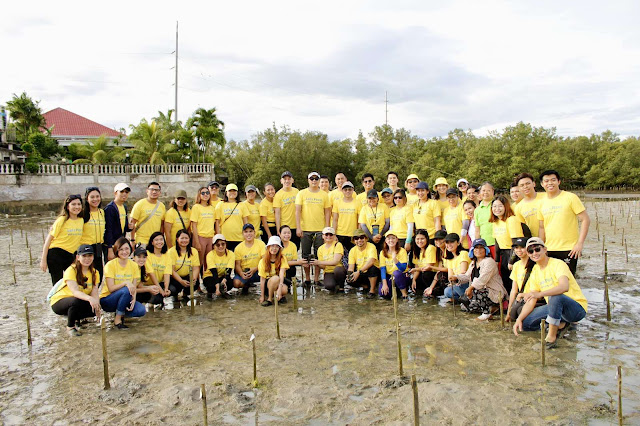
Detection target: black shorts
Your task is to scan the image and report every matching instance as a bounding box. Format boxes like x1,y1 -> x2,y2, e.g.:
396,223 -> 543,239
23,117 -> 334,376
301,231 -> 323,257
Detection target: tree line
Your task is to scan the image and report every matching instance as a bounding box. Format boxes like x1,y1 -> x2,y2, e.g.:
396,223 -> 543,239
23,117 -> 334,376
4,92 -> 639,190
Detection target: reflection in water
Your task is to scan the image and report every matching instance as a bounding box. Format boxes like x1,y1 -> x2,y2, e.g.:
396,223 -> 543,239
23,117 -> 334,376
0,198 -> 639,424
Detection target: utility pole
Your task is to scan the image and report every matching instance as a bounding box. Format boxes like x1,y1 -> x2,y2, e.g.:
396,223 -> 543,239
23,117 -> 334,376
385,91 -> 389,126
174,21 -> 179,124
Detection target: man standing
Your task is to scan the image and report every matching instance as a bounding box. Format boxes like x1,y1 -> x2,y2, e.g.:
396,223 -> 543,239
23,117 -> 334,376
329,172 -> 347,205
355,173 -> 380,213
319,175 -> 331,193
296,171 -> 331,286
104,182 -> 130,260
274,171 -> 300,247
130,182 -> 166,248
537,170 -> 590,275
514,172 -> 545,237
474,182 -> 496,258
387,171 -> 400,193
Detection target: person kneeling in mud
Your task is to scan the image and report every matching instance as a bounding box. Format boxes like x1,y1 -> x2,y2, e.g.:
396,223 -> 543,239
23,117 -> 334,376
455,239 -> 507,321
233,224 -> 266,294
133,245 -> 167,308
346,229 -> 379,298
311,227 -> 345,293
203,234 -> 235,298
512,237 -> 587,349
258,236 -> 290,306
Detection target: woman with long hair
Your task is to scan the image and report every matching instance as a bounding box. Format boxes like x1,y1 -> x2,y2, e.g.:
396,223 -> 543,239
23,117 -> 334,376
191,185 -> 216,271
203,234 -> 235,298
489,194 -> 524,294
388,189 -> 415,252
145,232 -> 172,299
441,233 -> 470,302
49,245 -> 101,336
133,245 -> 165,307
463,199 -> 477,249
260,183 -> 277,243
215,184 -> 248,251
80,186 -> 106,280
168,229 -> 201,303
280,225 -> 303,286
422,230 -> 450,298
164,189 -> 191,248
409,229 -> 437,296
506,237 -> 536,322
379,230 -> 410,299
100,237 -> 146,328
41,194 -> 85,285
258,236 -> 290,306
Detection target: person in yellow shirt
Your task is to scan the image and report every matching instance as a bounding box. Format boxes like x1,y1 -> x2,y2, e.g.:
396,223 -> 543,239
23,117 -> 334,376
233,224 -> 267,294
130,182 -> 166,248
413,181 -> 442,240
274,171 -> 300,247
514,172 -> 545,237
296,171 -> 331,286
280,225 -> 304,285
167,229 -> 201,303
215,184 -> 249,250
132,245 -> 165,306
386,171 -> 400,193
208,181 -> 222,210
80,187 -> 106,280
442,188 -> 469,249
358,189 -> 390,251
441,233 -> 470,301
164,189 -> 191,249
378,230 -> 410,299
191,186 -> 216,270
346,229 -> 379,298
506,237 -> 536,322
389,189 -> 415,252
537,170 -> 590,275
311,227 -> 345,293
456,178 -> 469,201
41,194 -> 85,285
355,173 -> 381,213
145,231 -> 172,299
404,173 -> 420,207
510,182 -> 522,205
513,237 -> 587,349
434,177 -> 450,212
203,234 -> 235,298
258,236 -> 290,306
100,237 -> 146,328
260,183 -> 277,243
49,244 -> 101,336
241,185 -> 261,233
329,172 -> 347,206
332,181 -> 359,255
489,195 -> 524,293
408,229 -> 437,296
422,230 -> 450,298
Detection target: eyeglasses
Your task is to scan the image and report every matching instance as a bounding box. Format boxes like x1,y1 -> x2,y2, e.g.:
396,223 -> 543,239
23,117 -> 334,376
394,196 -> 403,200
527,246 -> 543,254
458,183 -> 468,187
201,191 -> 210,195
323,233 -> 334,236
363,179 -> 373,184
148,187 -> 161,192
214,242 -> 226,247
354,235 -> 366,240
309,177 -> 319,181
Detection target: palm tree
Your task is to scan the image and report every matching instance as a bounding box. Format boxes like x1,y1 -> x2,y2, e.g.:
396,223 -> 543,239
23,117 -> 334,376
69,135 -> 125,164
5,92 -> 46,142
127,119 -> 179,164
186,107 -> 225,163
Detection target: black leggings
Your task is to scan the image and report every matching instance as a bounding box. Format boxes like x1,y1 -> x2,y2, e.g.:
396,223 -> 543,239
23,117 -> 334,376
497,249 -> 513,294
136,291 -> 164,305
324,266 -> 347,292
414,271 -> 435,295
51,297 -> 95,327
47,248 -> 75,286
169,276 -> 191,299
202,273 -> 231,294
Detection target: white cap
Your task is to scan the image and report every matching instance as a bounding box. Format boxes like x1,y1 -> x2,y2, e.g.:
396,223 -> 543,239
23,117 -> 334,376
114,182 -> 130,192
308,171 -> 320,179
456,178 -> 469,186
212,234 -> 226,245
322,227 -> 335,235
266,235 -> 283,247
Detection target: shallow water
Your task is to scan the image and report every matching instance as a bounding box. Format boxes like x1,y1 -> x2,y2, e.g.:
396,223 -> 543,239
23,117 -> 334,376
1,197 -> 639,424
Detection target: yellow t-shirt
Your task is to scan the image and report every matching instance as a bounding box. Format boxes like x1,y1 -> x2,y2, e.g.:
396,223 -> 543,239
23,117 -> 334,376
101,258 -> 139,297
355,192 -> 383,214
348,242 -> 379,269
413,199 -> 441,239
332,198 -> 359,236
190,204 -> 216,238
492,216 -> 524,250
358,204 -> 390,235
281,241 -> 298,263
437,198 -> 449,213
413,245 -> 437,269
528,258 -> 588,312
259,198 -> 276,225
139,258 -> 156,286
234,240 -> 266,270
389,206 -> 414,239
203,249 -> 235,278
168,246 -> 201,277
258,256 -> 290,279
50,264 -> 98,306
148,252 -> 172,282
215,202 -> 248,242
406,193 -> 419,207
509,259 -> 530,292
117,204 -> 127,231
164,207 -> 191,246
131,199 -> 166,245
443,251 -> 471,275
537,191 -> 585,251
80,210 -> 105,245
49,216 -> 84,253
329,188 -> 344,206
379,248 -> 409,274
317,241 -> 344,273
273,188 -> 299,228
295,188 -> 331,232
240,201 -> 261,232
515,192 -> 545,237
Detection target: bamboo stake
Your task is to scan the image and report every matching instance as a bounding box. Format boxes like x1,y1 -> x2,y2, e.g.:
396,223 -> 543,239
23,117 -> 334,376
24,297 -> 32,346
189,266 -> 194,315
618,366 -> 623,426
450,281 -> 456,318
274,292 -> 281,340
499,291 -> 504,328
292,277 -> 298,311
41,227 -> 45,242
597,223 -> 600,241
251,328 -> 257,387
29,248 -> 32,266
25,233 -> 29,249
392,282 -> 404,376
20,227 -> 23,237
12,261 -> 16,284
602,235 -> 605,256
8,243 -> 11,260
10,230 -> 13,245
625,239 -> 628,263
540,319 -> 546,367
604,249 -> 611,322
614,217 -> 616,234
621,227 -> 624,245
201,384 -> 208,426
411,374 -> 419,425
101,317 -> 111,390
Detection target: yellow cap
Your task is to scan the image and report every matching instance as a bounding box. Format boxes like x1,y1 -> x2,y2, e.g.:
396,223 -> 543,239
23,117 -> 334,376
434,177 -> 449,187
405,173 -> 420,184
225,183 -> 239,192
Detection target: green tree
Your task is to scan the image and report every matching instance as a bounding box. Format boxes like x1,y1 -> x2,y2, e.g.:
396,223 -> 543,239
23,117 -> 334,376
5,92 -> 46,143
68,135 -> 125,164
186,107 -> 225,163
127,119 -> 179,164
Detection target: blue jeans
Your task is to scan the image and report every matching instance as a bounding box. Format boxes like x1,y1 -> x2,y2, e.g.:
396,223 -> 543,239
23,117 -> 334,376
522,294 -> 586,330
443,283 -> 469,300
100,287 -> 146,317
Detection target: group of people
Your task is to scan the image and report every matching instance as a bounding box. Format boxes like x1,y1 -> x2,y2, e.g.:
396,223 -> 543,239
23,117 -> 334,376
42,170 -> 589,348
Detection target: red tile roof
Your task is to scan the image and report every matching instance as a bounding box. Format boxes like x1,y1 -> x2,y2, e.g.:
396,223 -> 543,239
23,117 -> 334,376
43,107 -> 121,137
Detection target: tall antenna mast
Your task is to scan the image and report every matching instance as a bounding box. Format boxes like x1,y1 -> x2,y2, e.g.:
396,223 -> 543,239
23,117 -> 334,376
385,91 -> 388,125
174,21 -> 179,124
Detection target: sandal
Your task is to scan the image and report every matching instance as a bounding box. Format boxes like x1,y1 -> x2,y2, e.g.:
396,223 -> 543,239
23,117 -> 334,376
261,300 -> 273,307
278,296 -> 287,304
545,340 -> 558,350
557,323 -> 570,340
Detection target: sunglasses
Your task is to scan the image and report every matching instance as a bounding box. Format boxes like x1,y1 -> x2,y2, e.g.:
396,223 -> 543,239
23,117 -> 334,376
148,187 -> 161,192
393,196 -> 403,200
214,242 -> 226,247
527,246 -> 543,254
353,235 -> 366,240
85,186 -> 100,193
458,183 -> 467,187
309,177 -> 319,181
201,191 -> 210,195
323,233 -> 334,236
68,194 -> 82,201
363,179 -> 374,184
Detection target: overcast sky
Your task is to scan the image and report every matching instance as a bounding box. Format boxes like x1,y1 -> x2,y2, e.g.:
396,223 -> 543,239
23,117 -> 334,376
2,0 -> 639,142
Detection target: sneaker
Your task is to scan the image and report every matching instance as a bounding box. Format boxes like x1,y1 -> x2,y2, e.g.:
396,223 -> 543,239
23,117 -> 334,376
153,304 -> 163,310
476,313 -> 492,321
279,296 -> 288,304
67,327 -> 82,337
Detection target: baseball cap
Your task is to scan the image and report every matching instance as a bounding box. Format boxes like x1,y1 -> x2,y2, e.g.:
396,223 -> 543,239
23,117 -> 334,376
367,189 -> 378,198
266,236 -> 283,247
512,237 -> 528,248
525,237 -> 546,249
174,189 -> 187,198
342,181 -> 354,189
308,171 -> 320,179
133,245 -> 148,256
208,181 -> 220,188
446,188 -> 459,197
433,230 -> 448,240
352,229 -> 367,239
212,234 -> 227,245
281,171 -> 293,178
245,185 -> 258,192
226,184 -> 239,192
114,183 -> 130,193
242,223 -> 255,231
435,177 -> 449,186
381,187 -> 393,195
322,227 -> 335,235
416,181 -> 429,190
77,244 -> 94,256
444,233 -> 460,242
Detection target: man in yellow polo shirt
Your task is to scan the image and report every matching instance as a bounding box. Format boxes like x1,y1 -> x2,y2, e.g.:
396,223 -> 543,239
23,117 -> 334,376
130,182 -> 166,248
537,170 -> 590,275
513,237 -> 587,349
347,229 -> 379,298
274,171 -> 300,247
514,172 -> 545,237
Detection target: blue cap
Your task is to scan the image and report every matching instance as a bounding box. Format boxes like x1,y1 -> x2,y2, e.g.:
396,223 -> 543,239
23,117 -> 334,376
469,238 -> 490,258
242,223 -> 255,231
416,181 -> 429,190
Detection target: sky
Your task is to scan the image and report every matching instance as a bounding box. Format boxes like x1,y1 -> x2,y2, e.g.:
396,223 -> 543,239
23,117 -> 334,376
2,0 -> 639,142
